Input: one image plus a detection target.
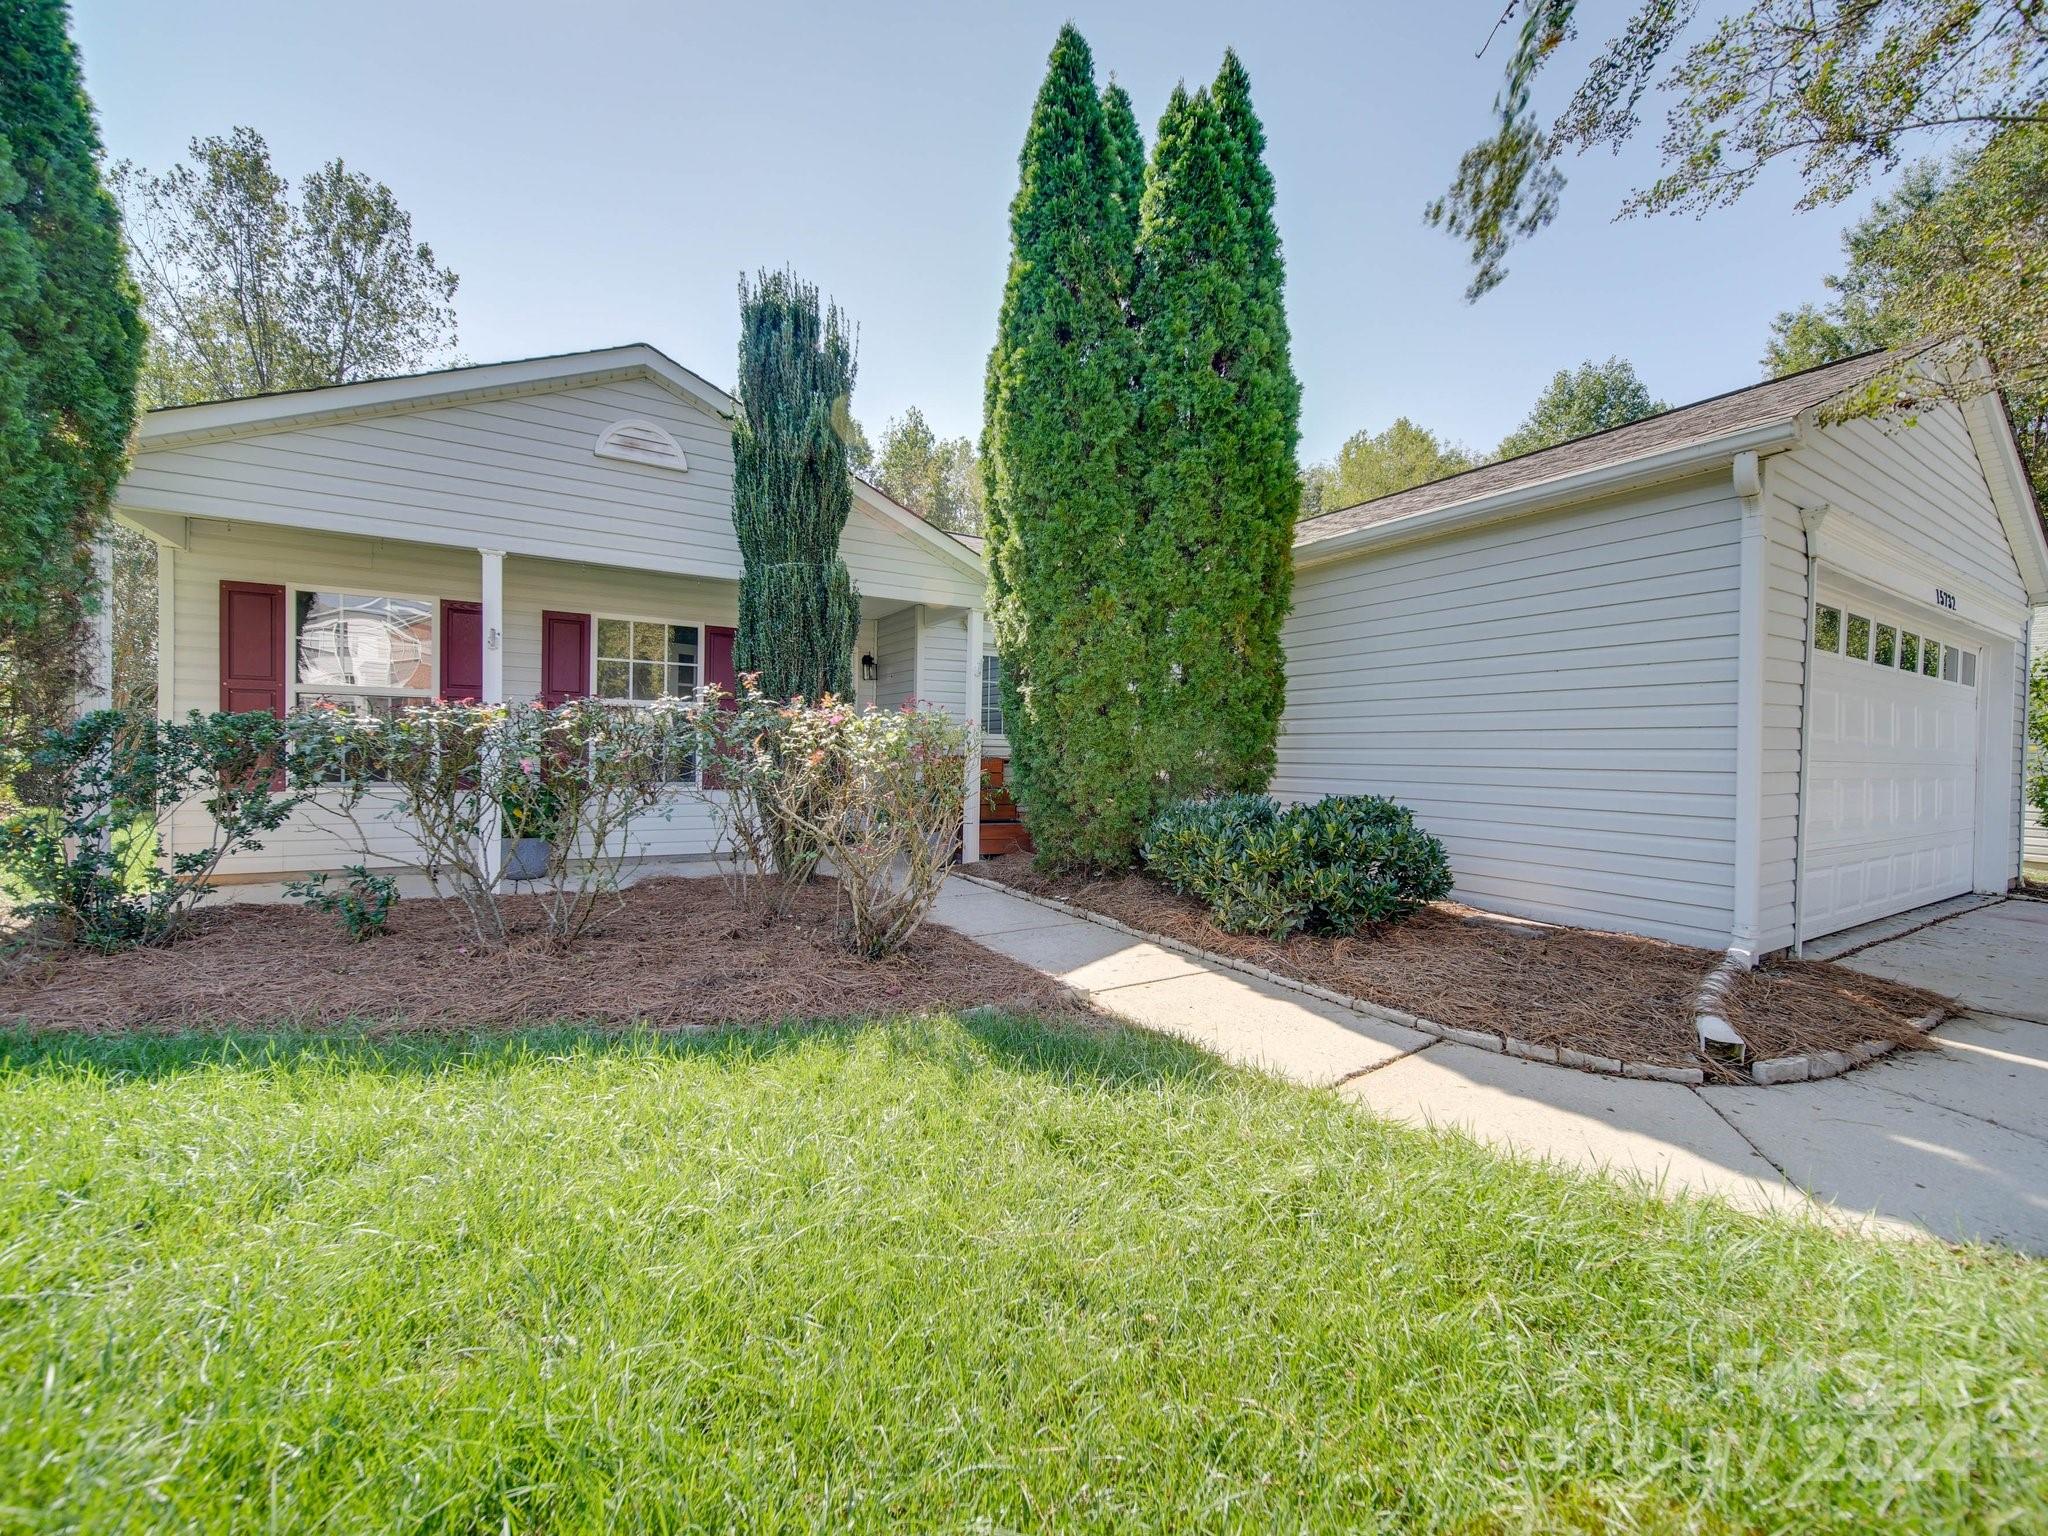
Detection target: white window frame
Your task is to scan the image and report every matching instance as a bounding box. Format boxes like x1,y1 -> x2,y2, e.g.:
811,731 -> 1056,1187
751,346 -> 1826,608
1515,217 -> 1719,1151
590,610 -> 711,786
1815,600 -> 1978,690
980,651 -> 1007,741
284,582 -> 441,713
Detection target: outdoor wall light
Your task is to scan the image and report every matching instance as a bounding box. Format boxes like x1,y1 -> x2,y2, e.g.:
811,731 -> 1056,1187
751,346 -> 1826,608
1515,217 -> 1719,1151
860,654 -> 877,682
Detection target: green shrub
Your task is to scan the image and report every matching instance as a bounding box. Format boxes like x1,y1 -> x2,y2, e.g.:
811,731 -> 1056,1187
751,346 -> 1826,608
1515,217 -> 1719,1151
288,698 -> 689,951
694,681 -> 971,957
284,865 -> 397,941
1142,793 -> 1452,941
0,709 -> 303,950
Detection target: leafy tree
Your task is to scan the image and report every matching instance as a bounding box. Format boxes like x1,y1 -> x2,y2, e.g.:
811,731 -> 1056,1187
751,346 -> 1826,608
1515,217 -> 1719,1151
107,126 -> 463,720
1430,0 -> 2045,424
0,0 -> 145,796
841,414 -> 875,479
872,406 -> 983,533
1495,356 -> 1667,459
111,532 -> 156,715
1765,125 -> 2048,496
1303,418 -> 1475,513
1433,1 -> 2045,298
731,267 -> 862,705
1299,461 -> 1335,519
113,126 -> 458,406
1136,53 -> 1301,804
982,24 -> 1147,870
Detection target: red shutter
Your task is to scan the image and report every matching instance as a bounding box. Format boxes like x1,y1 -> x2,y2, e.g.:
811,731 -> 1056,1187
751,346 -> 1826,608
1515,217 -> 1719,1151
220,582 -> 286,717
441,600 -> 483,701
701,624 -> 740,789
705,624 -> 738,702
540,611 -> 591,706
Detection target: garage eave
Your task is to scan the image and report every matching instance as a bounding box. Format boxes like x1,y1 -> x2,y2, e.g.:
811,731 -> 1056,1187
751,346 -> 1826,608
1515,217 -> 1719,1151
1292,421 -> 1801,570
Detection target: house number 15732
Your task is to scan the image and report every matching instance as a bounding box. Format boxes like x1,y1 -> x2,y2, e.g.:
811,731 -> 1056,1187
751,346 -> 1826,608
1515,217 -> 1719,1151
1934,588 -> 1957,610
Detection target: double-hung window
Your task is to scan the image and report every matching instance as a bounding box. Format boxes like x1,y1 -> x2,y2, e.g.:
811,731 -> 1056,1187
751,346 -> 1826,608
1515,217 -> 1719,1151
595,616 -> 700,780
595,618 -> 699,703
980,653 -> 1006,738
293,590 -> 435,719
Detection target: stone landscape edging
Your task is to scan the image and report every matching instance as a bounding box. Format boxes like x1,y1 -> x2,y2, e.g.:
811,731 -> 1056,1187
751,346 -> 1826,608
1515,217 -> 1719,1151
951,872 -> 1942,1087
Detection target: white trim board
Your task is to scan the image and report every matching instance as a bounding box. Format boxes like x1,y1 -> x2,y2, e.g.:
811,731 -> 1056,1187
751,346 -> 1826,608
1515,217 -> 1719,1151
138,345 -> 737,450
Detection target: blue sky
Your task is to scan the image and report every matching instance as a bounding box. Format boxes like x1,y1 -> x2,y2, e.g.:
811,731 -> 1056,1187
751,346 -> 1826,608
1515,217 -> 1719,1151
75,0 -> 1872,463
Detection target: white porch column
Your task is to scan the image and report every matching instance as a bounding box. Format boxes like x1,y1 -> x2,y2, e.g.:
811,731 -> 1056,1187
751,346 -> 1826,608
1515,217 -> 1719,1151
154,542 -> 177,721
962,606 -> 982,864
479,548 -> 506,703
479,548 -> 507,885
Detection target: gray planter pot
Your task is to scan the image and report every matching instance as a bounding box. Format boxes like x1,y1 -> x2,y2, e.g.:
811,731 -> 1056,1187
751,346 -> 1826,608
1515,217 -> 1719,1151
502,836 -> 552,882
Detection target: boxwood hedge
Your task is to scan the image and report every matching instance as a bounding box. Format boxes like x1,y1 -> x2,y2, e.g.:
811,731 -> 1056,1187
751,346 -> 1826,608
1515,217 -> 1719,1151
1141,793 -> 1452,940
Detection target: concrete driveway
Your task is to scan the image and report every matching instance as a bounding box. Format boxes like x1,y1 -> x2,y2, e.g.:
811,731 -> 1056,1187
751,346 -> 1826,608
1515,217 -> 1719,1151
1697,899 -> 2048,1252
935,879 -> 2048,1254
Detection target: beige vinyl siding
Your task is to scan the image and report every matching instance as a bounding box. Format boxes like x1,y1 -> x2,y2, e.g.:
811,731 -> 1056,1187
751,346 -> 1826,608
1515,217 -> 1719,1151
1276,475 -> 1744,948
1763,407 -> 2036,930
853,617 -> 880,712
918,608 -> 971,724
120,376 -> 981,609
1775,405 -> 2029,609
841,507 -> 984,608
875,608 -> 919,711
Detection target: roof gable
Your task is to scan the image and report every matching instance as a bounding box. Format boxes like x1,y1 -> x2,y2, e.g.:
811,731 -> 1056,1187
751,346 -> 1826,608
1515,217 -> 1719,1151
137,345 -> 736,451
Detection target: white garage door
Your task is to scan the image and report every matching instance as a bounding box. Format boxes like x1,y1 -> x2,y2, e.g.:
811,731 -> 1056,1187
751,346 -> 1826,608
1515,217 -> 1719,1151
1802,592 -> 1981,939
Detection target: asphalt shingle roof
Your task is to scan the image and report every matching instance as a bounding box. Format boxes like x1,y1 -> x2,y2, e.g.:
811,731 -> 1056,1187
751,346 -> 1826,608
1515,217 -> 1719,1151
1294,350 -> 1903,548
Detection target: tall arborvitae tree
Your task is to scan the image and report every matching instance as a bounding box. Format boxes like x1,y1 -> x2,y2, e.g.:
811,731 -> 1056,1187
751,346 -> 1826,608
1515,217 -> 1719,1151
731,268 -> 861,703
1101,80 -> 1146,234
1136,54 -> 1301,797
0,0 -> 144,797
983,25 -> 1148,870
1209,49 -> 1300,788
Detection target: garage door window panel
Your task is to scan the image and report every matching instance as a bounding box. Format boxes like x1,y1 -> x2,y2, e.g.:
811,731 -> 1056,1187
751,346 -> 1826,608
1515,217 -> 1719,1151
1815,606 -> 1842,653
1846,614 -> 1871,660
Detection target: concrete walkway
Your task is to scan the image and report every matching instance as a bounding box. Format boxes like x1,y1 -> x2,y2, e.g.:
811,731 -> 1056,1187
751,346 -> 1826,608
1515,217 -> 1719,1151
931,879 -> 2048,1254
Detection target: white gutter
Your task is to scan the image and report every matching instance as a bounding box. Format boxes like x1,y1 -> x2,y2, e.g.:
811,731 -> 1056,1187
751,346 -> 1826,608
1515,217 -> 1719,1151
1293,420 -> 1802,568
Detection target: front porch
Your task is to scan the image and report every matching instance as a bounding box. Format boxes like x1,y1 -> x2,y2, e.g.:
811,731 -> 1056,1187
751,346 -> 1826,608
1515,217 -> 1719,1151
119,513 -> 995,878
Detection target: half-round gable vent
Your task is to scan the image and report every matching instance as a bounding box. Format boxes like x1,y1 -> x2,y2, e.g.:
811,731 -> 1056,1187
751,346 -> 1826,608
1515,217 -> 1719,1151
594,419 -> 688,471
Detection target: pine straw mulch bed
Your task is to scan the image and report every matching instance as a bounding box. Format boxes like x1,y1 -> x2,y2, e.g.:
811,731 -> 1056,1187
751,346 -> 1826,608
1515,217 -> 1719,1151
0,877 -> 1076,1034
973,862 -> 1952,1078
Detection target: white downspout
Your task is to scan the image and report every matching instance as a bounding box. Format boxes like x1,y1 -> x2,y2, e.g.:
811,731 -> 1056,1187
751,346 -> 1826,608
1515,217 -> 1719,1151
1726,450 -> 1767,968
1790,507 -> 1826,956
1696,451 -> 1769,1060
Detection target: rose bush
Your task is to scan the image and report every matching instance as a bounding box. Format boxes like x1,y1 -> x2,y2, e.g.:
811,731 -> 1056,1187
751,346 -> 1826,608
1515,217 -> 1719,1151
695,680 -> 973,957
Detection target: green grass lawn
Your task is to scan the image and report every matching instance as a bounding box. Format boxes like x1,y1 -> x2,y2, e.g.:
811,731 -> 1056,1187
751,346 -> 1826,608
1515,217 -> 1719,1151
2,1013 -> 2044,1533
